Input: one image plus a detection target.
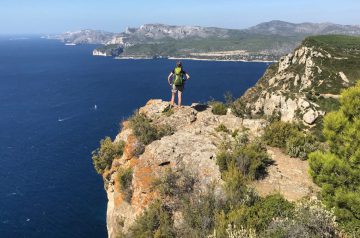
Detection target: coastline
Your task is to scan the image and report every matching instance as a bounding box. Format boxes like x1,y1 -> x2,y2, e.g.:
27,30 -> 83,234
113,56 -> 277,63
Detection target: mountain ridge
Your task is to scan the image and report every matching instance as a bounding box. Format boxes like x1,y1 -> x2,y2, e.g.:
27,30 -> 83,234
48,21 -> 360,61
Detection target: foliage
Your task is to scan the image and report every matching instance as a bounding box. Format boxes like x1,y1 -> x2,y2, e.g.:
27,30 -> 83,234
264,198 -> 340,238
285,131 -> 319,160
153,168 -> 196,198
92,137 -> 125,174
263,121 -> 320,159
117,168 -> 133,203
217,139 -> 272,180
127,200 -> 175,238
263,121 -> 300,148
179,192 -> 222,238
162,106 -> 174,117
129,112 -> 174,146
309,81 -> 360,235
215,123 -> 230,133
210,101 -> 228,115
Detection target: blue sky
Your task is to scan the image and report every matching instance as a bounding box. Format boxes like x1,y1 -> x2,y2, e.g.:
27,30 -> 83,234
1,0 -> 359,34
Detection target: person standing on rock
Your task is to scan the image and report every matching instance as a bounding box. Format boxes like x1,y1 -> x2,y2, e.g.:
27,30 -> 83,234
167,61 -> 190,108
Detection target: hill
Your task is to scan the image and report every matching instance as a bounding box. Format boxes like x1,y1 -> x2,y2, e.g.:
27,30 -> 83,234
239,35 -> 360,131
48,21 -> 360,60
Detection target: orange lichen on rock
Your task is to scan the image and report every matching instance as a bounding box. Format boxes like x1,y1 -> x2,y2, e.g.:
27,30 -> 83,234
123,134 -> 138,161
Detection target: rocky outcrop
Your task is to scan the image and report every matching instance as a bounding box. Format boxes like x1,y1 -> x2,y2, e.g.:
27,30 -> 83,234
105,100 -> 268,237
240,36 -> 360,125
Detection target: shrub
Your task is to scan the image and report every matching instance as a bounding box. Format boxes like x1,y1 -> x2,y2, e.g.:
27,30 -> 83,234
127,200 -> 175,238
215,124 -> 230,133
285,131 -> 319,160
179,191 -> 223,238
92,137 -> 125,174
264,198 -> 340,238
217,140 -> 272,181
264,121 -> 320,159
263,121 -> 299,148
129,112 -> 174,146
117,168 -> 133,203
228,194 -> 295,232
230,99 -> 249,117
153,168 -> 196,198
210,101 -> 228,115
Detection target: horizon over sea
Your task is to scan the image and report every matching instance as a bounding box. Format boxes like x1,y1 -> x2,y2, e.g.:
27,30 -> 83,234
0,36 -> 267,238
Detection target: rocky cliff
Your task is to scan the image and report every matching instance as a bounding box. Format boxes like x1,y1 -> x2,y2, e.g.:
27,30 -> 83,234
100,35 -> 360,237
104,100 -> 271,237
104,100 -> 319,237
240,35 -> 360,125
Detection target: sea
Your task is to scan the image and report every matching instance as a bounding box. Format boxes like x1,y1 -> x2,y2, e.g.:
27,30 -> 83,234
0,36 -> 268,238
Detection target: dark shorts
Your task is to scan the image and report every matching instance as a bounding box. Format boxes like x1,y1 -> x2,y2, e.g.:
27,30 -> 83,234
172,84 -> 184,93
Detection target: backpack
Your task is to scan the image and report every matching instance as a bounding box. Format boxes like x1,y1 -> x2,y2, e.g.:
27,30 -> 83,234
173,67 -> 184,86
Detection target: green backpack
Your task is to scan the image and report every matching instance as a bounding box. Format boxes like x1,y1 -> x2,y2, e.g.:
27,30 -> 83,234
173,67 -> 184,86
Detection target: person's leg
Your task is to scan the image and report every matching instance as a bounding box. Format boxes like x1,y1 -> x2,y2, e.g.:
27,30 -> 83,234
178,90 -> 182,107
170,85 -> 176,107
170,92 -> 175,106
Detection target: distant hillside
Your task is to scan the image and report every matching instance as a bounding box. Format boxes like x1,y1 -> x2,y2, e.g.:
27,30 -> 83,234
239,35 -> 360,131
47,21 -> 360,61
247,20 -> 360,36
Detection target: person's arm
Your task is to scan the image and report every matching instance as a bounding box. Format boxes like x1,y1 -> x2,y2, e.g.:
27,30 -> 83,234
167,72 -> 173,85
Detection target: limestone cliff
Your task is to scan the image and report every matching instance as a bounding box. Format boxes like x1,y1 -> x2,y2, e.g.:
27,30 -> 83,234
101,35 -> 360,237
240,35 -> 360,125
103,100 -> 320,237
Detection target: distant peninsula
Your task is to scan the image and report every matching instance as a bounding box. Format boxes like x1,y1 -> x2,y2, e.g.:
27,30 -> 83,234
47,20 -> 360,61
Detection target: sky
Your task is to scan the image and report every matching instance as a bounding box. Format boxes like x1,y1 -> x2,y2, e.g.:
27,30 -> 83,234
1,0 -> 359,34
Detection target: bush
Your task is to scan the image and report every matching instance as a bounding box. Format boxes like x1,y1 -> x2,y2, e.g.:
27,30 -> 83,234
210,101 -> 228,115
92,137 -> 125,174
153,168 -> 196,198
264,199 -> 340,238
118,168 -> 133,203
215,124 -> 230,133
231,194 -> 294,232
285,131 -> 319,160
127,200 -> 175,238
264,121 -> 320,159
179,190 -> 223,238
216,140 -> 272,181
263,121 -> 299,148
129,112 -> 174,146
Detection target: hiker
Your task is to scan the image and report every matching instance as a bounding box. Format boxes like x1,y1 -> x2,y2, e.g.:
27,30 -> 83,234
167,61 -> 190,107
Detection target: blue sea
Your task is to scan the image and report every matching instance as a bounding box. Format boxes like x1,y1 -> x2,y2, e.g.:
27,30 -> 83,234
0,36 -> 267,238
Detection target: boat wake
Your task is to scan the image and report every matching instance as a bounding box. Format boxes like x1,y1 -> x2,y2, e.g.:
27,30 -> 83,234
57,116 -> 73,122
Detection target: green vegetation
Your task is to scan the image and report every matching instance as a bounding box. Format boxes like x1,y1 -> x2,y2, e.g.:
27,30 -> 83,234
263,121 -> 319,159
263,121 -> 300,148
92,137 -> 125,174
121,33 -> 302,59
309,81 -> 360,235
127,200 -> 175,238
215,124 -> 230,133
129,112 -> 174,146
216,139 -> 272,180
210,101 -> 228,115
117,168 -> 133,203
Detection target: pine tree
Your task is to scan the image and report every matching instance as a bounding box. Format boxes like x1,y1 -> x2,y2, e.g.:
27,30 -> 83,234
309,81 -> 360,235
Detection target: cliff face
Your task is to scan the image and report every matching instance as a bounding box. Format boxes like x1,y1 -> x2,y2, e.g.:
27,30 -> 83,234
103,99 -> 320,237
102,35 -> 360,237
240,35 -> 360,125
104,100 -> 267,237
